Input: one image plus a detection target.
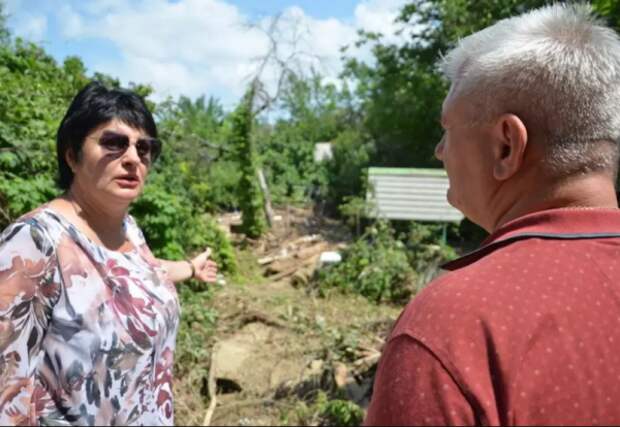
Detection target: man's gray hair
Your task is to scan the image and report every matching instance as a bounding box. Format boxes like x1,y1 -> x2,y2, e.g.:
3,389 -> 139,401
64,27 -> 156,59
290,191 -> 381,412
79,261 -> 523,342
441,3 -> 620,176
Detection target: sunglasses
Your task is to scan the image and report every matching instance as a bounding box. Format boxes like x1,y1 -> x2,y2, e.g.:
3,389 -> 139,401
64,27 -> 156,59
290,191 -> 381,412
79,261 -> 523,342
96,131 -> 162,163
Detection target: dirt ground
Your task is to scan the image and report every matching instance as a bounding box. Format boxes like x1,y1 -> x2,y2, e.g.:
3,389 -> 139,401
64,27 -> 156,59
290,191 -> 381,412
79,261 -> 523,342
175,207 -> 402,426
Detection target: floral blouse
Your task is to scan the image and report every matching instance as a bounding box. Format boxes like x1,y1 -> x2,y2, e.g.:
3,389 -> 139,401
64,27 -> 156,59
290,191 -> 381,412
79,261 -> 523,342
0,207 -> 180,426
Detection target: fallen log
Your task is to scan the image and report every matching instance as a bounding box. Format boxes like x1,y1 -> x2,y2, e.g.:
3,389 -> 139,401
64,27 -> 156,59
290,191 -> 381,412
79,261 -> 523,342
269,255 -> 320,282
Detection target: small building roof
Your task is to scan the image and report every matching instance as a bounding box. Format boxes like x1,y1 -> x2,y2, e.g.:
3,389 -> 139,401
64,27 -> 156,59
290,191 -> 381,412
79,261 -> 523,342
367,167 -> 463,223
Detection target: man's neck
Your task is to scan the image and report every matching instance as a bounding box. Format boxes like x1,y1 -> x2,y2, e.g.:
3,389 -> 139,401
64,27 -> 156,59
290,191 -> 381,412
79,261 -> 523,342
489,172 -> 618,232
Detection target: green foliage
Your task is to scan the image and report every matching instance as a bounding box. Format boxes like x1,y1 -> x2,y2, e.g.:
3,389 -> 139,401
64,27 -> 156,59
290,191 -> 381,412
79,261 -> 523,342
323,130 -> 372,214
341,0 -> 552,172
259,72 -> 359,206
130,175 -> 237,272
201,160 -> 242,210
338,195 -> 370,235
314,221 -> 416,304
174,286 -> 217,373
315,219 -> 459,303
292,391 -> 364,427
317,395 -> 364,427
0,39 -> 89,229
0,175 -> 58,220
404,221 -> 458,288
156,95 -> 235,211
0,21 -> 237,274
593,0 -> 620,33
173,285 -> 218,423
232,88 -> 266,238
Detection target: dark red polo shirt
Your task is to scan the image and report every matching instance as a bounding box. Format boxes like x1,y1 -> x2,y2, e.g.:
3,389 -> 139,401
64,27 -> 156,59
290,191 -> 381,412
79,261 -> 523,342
365,208 -> 620,426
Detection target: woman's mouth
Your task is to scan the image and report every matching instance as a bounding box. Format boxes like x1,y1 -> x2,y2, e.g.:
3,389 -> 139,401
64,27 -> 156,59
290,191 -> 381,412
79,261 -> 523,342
115,175 -> 140,188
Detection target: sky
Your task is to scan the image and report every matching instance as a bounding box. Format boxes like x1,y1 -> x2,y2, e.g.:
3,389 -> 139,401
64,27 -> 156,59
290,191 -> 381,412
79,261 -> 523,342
3,0 -> 409,106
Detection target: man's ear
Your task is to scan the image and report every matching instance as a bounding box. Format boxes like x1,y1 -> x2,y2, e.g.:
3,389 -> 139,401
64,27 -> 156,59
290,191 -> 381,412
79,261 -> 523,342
491,113 -> 528,181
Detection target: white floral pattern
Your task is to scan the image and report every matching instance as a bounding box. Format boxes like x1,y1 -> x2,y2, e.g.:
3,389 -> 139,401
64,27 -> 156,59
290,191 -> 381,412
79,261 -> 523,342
0,207 -> 179,426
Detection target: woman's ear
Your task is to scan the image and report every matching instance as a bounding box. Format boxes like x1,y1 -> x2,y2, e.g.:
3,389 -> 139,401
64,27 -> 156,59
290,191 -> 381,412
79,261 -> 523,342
65,148 -> 77,173
491,113 -> 528,181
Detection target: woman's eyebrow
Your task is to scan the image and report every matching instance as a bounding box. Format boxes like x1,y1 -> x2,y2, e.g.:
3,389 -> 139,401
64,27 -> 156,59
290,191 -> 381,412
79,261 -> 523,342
100,130 -> 124,136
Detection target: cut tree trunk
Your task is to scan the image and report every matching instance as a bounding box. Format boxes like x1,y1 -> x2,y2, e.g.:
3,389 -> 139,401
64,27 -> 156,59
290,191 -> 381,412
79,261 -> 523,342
257,168 -> 274,227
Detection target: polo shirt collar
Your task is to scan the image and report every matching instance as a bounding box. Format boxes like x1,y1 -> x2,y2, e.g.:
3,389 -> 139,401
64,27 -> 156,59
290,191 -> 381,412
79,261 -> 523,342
442,208 -> 620,271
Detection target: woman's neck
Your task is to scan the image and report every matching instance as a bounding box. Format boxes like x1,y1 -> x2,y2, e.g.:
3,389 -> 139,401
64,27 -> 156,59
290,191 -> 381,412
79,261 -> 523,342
64,186 -> 131,250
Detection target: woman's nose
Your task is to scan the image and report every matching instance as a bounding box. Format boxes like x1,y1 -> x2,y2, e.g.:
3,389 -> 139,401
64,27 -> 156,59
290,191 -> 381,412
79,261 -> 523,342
121,142 -> 141,165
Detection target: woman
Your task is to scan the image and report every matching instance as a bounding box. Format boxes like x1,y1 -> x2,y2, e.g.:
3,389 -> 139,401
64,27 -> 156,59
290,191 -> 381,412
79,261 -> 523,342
0,82 -> 217,425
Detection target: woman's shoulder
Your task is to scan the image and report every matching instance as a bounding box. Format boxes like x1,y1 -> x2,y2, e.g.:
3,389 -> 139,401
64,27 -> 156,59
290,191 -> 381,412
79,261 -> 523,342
0,208 -> 60,268
1,206 -> 67,254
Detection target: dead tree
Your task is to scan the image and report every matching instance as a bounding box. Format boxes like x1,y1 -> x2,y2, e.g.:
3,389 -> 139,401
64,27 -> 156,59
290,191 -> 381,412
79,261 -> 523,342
236,13 -> 323,233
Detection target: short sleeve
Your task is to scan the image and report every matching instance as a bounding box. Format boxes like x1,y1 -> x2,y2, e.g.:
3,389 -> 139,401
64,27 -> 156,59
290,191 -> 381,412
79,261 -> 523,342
0,219 -> 61,425
365,335 -> 475,426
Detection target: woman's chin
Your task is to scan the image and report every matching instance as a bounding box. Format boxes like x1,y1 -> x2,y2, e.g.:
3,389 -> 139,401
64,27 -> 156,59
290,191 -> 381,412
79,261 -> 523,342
109,186 -> 143,203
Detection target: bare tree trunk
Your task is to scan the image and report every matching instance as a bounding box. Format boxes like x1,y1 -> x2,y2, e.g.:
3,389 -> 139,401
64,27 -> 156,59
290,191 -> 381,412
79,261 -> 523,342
257,168 -> 274,227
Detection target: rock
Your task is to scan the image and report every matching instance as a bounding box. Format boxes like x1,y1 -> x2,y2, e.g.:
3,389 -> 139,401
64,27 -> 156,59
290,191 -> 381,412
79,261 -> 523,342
211,322 -> 274,393
210,322 -> 307,396
318,251 -> 342,267
274,359 -> 327,400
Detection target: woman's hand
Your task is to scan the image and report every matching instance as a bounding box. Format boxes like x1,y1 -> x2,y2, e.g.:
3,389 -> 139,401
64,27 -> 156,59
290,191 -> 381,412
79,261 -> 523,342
159,248 -> 219,284
189,248 -> 218,283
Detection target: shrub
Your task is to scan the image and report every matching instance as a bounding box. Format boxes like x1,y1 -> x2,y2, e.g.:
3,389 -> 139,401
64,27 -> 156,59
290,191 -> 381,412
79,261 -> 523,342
314,220 -> 459,303
316,392 -> 364,427
131,175 -> 237,273
404,221 -> 458,289
314,221 -> 416,304
173,286 -> 218,424
292,391 -> 364,427
323,130 -> 373,215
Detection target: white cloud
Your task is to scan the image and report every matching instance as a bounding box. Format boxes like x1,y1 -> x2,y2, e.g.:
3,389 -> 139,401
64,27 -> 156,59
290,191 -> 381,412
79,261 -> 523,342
3,0 -> 51,41
355,0 -> 408,36
7,11 -> 48,41
51,0 -> 409,104
58,4 -> 85,39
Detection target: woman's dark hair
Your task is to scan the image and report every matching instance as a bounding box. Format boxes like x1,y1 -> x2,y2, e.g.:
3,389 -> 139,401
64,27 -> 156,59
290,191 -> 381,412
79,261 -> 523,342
56,81 -> 158,190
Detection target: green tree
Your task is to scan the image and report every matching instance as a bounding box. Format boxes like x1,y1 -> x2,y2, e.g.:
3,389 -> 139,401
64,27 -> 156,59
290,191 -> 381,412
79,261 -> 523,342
259,71 -> 357,204
155,94 -> 238,211
0,40 -> 91,227
593,0 -> 620,32
343,0 -> 551,170
232,87 -> 266,238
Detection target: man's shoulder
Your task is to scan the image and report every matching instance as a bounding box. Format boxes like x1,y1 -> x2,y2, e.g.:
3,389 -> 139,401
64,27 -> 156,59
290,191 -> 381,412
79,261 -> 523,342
389,238 -> 560,344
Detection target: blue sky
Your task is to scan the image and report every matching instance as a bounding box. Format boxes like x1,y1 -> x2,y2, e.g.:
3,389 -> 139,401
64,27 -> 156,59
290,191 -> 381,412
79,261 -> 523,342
4,0 -> 408,105
233,0 -> 361,20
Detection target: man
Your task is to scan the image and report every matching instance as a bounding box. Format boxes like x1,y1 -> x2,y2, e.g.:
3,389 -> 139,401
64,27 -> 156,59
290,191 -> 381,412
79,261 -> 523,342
365,4 -> 620,426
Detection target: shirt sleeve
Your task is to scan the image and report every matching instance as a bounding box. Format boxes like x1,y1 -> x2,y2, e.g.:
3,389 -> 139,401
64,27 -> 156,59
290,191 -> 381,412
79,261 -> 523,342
365,334 -> 476,426
0,219 -> 61,425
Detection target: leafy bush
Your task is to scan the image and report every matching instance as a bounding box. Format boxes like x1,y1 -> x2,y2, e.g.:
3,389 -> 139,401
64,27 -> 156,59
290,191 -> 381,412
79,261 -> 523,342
404,221 -> 458,289
338,195 -> 373,236
232,89 -> 266,238
174,286 -> 217,372
173,285 -> 218,424
323,130 -> 373,215
201,160 -> 241,211
292,391 -> 364,427
314,220 -> 459,303
0,40 -> 88,229
131,175 -> 237,273
318,396 -> 364,427
314,221 -> 416,304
